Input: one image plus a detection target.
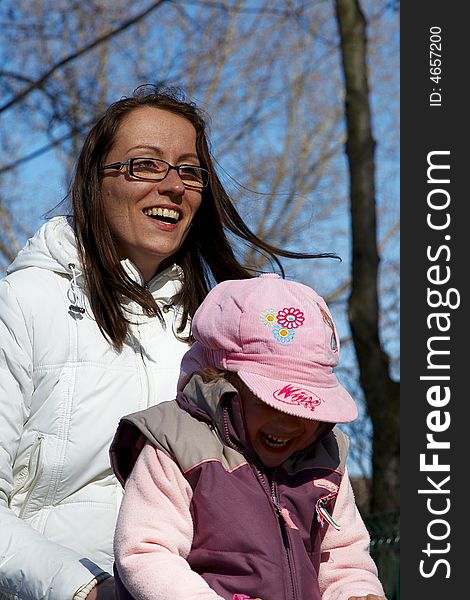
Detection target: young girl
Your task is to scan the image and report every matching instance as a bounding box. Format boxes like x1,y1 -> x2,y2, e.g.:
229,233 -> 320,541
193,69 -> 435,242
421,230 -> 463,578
111,274 -> 387,600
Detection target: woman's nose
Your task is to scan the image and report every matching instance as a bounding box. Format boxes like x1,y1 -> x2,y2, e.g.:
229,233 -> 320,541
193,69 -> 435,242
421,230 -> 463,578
156,168 -> 185,197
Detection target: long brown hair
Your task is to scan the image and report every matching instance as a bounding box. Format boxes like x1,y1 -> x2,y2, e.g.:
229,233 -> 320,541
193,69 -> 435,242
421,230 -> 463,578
72,85 -> 336,350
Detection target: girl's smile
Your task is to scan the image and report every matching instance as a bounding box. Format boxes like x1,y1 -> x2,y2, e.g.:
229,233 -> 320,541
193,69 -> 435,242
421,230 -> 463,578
232,376 -> 321,467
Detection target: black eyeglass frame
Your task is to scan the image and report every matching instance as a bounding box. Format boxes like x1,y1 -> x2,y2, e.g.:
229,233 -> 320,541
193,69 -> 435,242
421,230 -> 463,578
101,157 -> 210,188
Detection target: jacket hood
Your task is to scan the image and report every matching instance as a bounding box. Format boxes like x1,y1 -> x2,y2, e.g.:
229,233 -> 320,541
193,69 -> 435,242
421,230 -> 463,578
176,374 -> 249,452
176,375 -> 237,428
7,216 -> 185,309
7,216 -> 78,276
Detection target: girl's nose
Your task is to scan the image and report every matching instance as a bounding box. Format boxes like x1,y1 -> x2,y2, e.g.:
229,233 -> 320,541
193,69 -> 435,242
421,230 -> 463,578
274,412 -> 303,430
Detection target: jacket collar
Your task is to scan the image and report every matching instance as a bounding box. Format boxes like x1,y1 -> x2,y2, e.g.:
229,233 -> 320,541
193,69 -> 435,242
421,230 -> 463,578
176,374 -> 251,451
8,216 -> 184,298
121,260 -> 184,307
177,373 -> 335,470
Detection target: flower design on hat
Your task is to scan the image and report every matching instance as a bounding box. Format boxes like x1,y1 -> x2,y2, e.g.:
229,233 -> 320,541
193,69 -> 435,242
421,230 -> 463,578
277,307 -> 305,329
260,309 -> 277,327
260,306 -> 305,344
272,324 -> 295,343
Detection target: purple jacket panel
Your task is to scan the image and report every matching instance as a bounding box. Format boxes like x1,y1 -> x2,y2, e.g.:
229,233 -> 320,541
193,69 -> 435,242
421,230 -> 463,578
185,458 -> 342,600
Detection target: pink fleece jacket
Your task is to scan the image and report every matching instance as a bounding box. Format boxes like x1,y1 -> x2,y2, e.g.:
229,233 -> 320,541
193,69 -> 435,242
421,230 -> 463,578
114,443 -> 384,600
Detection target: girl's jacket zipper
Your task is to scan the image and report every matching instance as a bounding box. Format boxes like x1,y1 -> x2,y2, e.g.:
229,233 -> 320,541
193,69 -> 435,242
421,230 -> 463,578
222,409 -> 297,600
260,468 -> 297,600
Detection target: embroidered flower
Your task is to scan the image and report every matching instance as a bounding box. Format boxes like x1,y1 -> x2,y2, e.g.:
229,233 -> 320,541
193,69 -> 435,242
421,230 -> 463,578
272,324 -> 295,343
260,309 -> 277,327
276,307 -> 305,329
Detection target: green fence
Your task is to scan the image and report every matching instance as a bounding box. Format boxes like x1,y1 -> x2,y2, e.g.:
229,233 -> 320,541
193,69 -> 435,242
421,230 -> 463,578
364,509 -> 400,600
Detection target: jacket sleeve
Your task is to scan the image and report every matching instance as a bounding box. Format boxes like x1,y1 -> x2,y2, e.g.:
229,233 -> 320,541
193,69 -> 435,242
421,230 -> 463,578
114,442 -> 225,600
318,468 -> 385,600
0,279 -> 108,600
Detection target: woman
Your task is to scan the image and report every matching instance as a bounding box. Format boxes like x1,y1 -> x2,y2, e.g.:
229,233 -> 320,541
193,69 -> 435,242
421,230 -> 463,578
0,85 -> 334,600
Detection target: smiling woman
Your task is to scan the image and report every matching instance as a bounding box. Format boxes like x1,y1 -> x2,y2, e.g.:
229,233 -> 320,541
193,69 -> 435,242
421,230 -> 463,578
100,107 -> 203,283
0,84 -> 335,600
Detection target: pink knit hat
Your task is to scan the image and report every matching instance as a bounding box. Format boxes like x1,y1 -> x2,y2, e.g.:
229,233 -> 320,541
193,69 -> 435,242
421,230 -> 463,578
178,274 -> 358,423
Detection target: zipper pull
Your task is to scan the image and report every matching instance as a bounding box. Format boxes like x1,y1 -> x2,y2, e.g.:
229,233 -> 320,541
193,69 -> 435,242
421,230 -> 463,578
67,263 -> 86,316
315,495 -> 341,531
273,497 -> 299,531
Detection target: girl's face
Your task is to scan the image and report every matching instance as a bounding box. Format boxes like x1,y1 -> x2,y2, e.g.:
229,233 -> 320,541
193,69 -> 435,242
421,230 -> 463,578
233,377 -> 321,468
101,106 -> 203,282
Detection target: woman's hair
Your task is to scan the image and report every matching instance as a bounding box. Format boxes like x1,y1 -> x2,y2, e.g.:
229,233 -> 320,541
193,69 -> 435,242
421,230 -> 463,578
72,84 -> 336,350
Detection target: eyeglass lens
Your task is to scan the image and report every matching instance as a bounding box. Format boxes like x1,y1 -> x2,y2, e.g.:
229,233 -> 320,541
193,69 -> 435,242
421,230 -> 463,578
131,158 -> 207,188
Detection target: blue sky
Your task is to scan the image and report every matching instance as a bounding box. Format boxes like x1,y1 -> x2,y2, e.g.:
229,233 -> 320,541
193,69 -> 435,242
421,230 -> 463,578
0,0 -> 399,475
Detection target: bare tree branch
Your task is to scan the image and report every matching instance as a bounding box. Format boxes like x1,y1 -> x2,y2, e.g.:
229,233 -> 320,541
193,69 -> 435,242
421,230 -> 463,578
326,219 -> 400,304
0,0 -> 169,114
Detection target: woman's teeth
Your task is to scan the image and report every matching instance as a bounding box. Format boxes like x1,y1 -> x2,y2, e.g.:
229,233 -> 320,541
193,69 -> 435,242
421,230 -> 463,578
143,207 -> 179,223
261,433 -> 292,448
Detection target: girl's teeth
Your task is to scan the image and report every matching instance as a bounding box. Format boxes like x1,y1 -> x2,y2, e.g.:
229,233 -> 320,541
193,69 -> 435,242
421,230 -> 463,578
262,433 -> 291,447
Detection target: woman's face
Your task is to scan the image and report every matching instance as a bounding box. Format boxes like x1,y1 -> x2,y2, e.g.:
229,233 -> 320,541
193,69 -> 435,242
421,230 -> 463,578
234,377 -> 321,468
101,106 -> 203,282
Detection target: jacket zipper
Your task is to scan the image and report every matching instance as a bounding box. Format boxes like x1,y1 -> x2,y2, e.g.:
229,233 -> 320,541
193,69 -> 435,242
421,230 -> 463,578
222,410 -> 297,600
139,325 -> 154,410
128,305 -> 153,411
266,472 -> 297,600
19,434 -> 45,518
134,297 -> 178,409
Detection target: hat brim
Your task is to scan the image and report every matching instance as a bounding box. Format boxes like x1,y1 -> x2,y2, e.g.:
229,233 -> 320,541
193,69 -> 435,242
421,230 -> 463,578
237,371 -> 358,424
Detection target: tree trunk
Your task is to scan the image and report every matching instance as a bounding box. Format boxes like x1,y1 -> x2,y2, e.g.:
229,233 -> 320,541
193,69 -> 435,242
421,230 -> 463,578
335,0 -> 399,512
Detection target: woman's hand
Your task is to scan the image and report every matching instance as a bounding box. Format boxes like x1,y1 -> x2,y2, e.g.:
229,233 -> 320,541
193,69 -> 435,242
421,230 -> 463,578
85,576 -> 115,600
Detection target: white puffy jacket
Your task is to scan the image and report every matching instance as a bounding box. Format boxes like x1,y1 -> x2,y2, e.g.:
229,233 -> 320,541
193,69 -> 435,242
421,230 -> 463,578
0,217 -> 192,599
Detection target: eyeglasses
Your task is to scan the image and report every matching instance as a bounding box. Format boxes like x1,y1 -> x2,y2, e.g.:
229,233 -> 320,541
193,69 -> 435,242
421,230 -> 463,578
101,157 -> 210,189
